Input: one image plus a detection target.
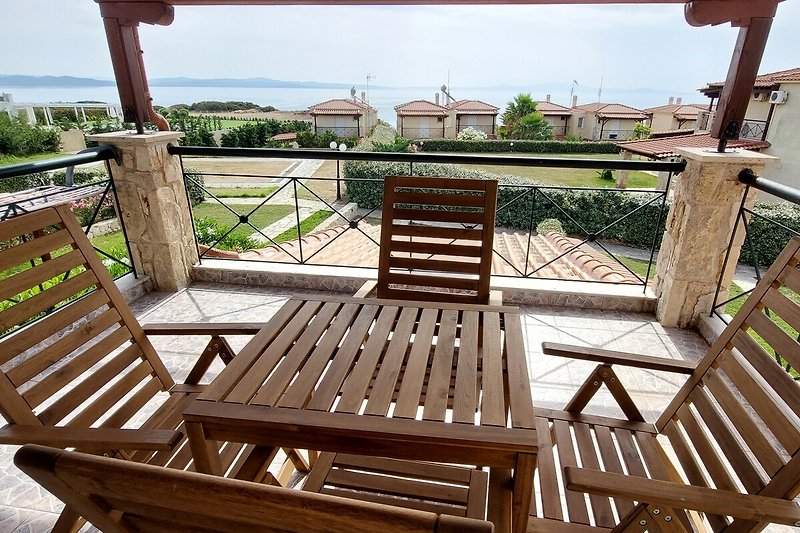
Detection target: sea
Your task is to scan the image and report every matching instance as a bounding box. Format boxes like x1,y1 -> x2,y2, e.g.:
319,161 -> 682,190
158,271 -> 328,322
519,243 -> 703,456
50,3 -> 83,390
4,85 -> 701,123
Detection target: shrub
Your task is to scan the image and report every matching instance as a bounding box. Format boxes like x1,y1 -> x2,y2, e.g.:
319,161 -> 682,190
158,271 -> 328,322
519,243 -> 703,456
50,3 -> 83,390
194,217 -> 258,252
0,114 -> 60,156
69,194 -> 116,226
536,218 -> 564,235
456,127 -> 488,141
343,162 -> 666,249
221,120 -> 310,148
596,169 -> 614,181
52,168 -> 109,186
371,136 -> 413,152
0,172 -> 51,194
739,202 -> 800,266
413,139 -> 619,154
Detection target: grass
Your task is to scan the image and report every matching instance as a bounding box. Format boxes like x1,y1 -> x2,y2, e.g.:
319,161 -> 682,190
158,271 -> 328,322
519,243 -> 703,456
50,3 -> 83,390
0,152 -> 63,166
192,202 -> 294,239
273,210 -> 333,243
206,186 -> 278,198
461,153 -> 657,188
218,119 -> 260,129
615,255 -> 655,280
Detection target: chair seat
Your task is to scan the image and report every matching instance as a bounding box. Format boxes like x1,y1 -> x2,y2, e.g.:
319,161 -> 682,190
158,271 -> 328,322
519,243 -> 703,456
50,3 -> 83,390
529,413 -> 691,532
303,452 -> 489,520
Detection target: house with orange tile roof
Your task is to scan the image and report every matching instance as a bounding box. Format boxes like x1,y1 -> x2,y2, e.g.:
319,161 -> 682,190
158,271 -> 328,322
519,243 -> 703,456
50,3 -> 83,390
568,99 -> 648,141
308,97 -> 377,138
447,99 -> 499,138
645,98 -> 712,132
699,67 -> 800,194
534,96 -> 572,138
395,99 -> 450,139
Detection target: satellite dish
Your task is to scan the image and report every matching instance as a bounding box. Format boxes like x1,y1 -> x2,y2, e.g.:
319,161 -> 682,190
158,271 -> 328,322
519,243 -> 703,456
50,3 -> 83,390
440,85 -> 447,93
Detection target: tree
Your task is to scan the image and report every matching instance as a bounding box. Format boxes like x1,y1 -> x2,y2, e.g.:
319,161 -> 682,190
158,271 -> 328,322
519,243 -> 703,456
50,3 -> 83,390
499,93 -> 553,140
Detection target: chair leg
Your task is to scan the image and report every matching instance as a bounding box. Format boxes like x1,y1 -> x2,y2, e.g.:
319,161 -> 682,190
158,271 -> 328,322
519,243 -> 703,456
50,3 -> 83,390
52,505 -> 84,533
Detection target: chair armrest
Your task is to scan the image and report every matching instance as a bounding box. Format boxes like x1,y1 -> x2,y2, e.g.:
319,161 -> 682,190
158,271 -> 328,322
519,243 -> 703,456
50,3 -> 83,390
142,322 -> 264,335
565,467 -> 800,525
0,425 -> 182,453
542,342 -> 696,374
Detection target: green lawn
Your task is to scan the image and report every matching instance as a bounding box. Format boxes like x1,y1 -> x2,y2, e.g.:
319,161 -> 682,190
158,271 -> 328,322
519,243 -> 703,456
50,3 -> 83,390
192,202 -> 294,239
0,152 -> 63,166
274,210 -> 333,243
615,255 -> 654,279
462,153 -> 657,188
206,186 -> 279,198
218,119 -> 260,129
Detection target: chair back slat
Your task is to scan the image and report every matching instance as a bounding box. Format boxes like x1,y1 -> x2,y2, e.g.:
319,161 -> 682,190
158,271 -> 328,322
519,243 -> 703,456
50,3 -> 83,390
655,237 -> 800,531
15,445 -> 494,533
0,205 -> 172,432
377,176 -> 497,305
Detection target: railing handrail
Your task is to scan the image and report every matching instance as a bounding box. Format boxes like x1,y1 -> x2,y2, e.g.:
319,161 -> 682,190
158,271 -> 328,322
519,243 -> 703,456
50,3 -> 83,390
168,144 -> 687,172
0,145 -> 119,181
739,168 -> 800,205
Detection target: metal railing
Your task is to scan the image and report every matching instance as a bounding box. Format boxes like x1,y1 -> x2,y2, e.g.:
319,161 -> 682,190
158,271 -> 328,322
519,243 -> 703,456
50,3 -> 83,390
170,145 -> 684,291
740,119 -> 768,141
0,146 -> 135,280
315,126 -> 359,138
711,169 -> 800,378
457,124 -> 494,135
399,127 -> 445,139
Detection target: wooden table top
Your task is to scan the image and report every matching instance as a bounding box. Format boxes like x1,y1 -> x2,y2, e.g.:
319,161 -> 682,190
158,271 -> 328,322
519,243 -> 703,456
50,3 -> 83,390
190,295 -> 537,463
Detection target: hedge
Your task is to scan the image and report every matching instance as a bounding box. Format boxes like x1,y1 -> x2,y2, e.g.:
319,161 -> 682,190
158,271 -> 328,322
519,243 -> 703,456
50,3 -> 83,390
738,202 -> 800,267
343,161 -> 666,249
412,139 -> 620,154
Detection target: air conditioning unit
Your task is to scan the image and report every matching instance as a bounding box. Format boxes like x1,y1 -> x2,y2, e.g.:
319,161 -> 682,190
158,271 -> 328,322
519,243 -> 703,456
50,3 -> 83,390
753,92 -> 768,102
770,90 -> 789,104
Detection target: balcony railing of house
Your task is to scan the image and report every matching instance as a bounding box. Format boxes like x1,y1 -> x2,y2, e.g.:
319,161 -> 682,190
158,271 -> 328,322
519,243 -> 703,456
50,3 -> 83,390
599,129 -> 637,141
711,168 -> 800,378
740,119 -> 769,141
169,145 -> 685,292
399,127 -> 445,139
0,146 -> 135,322
315,126 -> 359,138
457,124 -> 494,135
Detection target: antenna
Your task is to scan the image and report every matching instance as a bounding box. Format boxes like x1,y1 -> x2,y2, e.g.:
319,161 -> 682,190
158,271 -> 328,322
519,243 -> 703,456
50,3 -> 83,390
366,73 -> 375,104
569,79 -> 578,107
598,76 -> 604,103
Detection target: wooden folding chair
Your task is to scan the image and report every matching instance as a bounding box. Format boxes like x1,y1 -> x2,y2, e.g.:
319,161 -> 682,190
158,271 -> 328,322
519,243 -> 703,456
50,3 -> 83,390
16,444 -> 494,533
529,237 -> 800,531
0,205 -> 299,531
357,175 -> 501,305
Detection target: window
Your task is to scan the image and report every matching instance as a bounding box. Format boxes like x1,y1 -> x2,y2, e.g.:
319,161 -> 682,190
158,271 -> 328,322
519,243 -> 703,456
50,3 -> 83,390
578,117 -> 584,128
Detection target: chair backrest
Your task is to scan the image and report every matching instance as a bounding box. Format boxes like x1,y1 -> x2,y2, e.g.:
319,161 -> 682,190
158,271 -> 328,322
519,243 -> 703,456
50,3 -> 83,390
377,176 -> 498,304
16,444 -> 494,533
656,237 -> 800,532
0,205 -> 173,430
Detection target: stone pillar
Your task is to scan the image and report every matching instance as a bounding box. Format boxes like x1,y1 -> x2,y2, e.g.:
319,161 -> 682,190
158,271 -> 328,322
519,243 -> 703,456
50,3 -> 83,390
88,131 -> 198,291
654,147 -> 778,327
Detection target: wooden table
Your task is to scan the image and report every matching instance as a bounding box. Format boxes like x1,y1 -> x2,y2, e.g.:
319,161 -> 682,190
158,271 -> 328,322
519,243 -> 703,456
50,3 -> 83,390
183,295 -> 537,533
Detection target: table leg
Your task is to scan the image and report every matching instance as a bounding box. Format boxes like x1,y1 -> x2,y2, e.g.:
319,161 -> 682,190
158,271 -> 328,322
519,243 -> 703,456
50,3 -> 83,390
512,453 -> 536,533
185,421 -> 223,475
488,467 -> 512,532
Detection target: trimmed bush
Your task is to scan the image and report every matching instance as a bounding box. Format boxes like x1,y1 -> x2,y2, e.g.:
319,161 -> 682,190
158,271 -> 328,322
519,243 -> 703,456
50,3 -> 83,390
183,168 -> 206,206
343,162 -> 666,249
739,202 -> 800,267
0,172 -> 51,194
0,114 -> 60,156
412,139 -> 620,154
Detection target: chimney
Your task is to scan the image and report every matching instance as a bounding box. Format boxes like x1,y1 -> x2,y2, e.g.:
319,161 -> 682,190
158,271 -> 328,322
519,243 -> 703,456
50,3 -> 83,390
668,96 -> 674,105
572,95 -> 578,108
546,94 -> 551,102
361,91 -> 366,102
435,93 -> 440,105
676,97 -> 683,105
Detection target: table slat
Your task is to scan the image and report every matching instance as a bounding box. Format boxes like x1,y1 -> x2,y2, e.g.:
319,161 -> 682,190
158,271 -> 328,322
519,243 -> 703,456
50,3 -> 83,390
481,312 -> 506,426
393,308 -> 440,419
453,311 -> 479,424
504,313 -> 535,430
423,309 -> 459,422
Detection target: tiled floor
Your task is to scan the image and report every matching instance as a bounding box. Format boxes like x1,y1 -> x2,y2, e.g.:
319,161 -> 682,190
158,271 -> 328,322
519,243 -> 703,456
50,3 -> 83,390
0,283 -> 724,531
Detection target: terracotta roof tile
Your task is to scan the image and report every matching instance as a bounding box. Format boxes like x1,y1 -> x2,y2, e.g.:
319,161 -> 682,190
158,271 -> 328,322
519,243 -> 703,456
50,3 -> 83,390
395,100 -> 449,116
616,132 -> 769,159
574,102 -> 647,120
308,98 -> 374,116
700,67 -> 800,93
448,99 -> 499,115
534,101 -> 573,116
210,223 -> 640,284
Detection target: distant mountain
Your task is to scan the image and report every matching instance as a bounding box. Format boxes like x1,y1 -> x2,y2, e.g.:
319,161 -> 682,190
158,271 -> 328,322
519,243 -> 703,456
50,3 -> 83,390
0,75 -> 115,87
148,77 -> 370,89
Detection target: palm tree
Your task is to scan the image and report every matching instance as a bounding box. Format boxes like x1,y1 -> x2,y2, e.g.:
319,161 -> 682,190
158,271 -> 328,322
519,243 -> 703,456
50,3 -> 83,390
501,94 -> 538,130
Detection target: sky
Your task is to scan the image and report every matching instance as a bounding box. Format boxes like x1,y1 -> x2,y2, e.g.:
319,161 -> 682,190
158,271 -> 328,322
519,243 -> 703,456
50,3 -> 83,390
2,1 -> 799,96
